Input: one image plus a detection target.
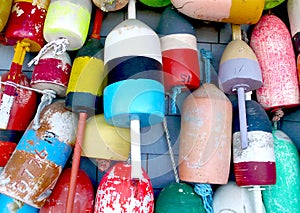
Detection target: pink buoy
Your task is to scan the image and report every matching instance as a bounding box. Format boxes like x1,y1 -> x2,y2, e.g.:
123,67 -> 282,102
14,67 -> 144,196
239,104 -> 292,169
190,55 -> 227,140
250,14 -> 300,110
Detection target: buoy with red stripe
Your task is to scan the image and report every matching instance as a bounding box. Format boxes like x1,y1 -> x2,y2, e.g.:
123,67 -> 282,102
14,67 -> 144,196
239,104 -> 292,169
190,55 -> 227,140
93,0 -> 128,11
288,0 -> 300,55
0,42 -> 37,168
219,24 -> 262,150
0,101 -> 77,208
30,51 -> 72,97
232,96 -> 276,186
262,129 -> 300,212
250,14 -> 300,110
0,0 -> 13,32
157,6 -> 200,114
40,168 -> 94,213
94,1 -> 164,212
0,193 -> 39,213
170,0 -> 264,24
64,7 -> 106,213
4,0 -> 50,52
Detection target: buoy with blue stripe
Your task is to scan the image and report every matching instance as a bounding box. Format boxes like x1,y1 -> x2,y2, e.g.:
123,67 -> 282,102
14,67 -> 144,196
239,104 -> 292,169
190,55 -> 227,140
0,0 -> 12,32
219,24 -> 263,150
170,0 -> 264,24
250,14 -> 300,110
0,193 -> 39,213
157,6 -> 200,114
0,101 -> 77,208
40,168 -> 94,213
94,1 -> 163,212
262,129 -> 300,213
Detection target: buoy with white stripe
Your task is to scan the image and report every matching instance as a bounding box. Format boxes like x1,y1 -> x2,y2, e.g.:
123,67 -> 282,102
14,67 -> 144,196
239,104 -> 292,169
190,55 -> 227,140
219,24 -> 262,150
250,14 -> 300,110
0,0 -> 12,32
0,42 -> 37,168
94,1 -> 164,212
0,193 -> 39,213
262,129 -> 300,212
0,101 -> 77,208
4,0 -> 50,51
64,7 -> 105,213
157,6 -> 200,114
40,168 -> 94,213
170,0 -> 264,24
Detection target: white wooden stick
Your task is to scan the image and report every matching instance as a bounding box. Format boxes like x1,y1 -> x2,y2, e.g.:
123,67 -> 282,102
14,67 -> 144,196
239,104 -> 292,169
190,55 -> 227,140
128,0 -> 136,19
130,119 -> 142,179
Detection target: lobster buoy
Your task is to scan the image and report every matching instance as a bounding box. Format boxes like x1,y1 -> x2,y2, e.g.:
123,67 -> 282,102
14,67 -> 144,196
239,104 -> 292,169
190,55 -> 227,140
155,183 -> 205,213
43,0 -> 92,51
262,130 -> 300,212
81,114 -> 130,161
250,14 -> 300,110
0,193 -> 39,213
170,0 -> 264,24
40,168 -> 94,213
0,0 -> 13,32
4,0 -> 50,51
179,83 -> 232,184
232,99 -> 276,186
30,51 -> 72,97
213,181 -> 256,212
157,6 -> 200,114
0,101 -> 77,208
94,162 -> 154,212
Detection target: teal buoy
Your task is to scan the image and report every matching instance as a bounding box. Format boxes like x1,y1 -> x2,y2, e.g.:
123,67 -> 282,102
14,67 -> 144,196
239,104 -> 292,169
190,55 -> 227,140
262,129 -> 300,212
155,183 -> 205,213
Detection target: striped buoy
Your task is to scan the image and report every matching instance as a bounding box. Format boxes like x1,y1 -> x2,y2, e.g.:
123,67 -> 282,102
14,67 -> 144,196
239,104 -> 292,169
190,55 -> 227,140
262,130 -> 300,212
250,14 -> 300,110
170,0 -> 264,24
0,101 -> 77,208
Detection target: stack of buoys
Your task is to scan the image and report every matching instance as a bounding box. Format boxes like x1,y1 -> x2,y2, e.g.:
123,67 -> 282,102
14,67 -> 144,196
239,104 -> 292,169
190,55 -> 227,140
94,0 -> 164,211
0,101 -> 77,208
0,0 -> 52,171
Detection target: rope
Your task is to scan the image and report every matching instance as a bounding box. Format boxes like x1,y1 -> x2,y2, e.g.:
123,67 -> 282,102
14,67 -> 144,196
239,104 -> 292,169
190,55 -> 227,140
194,183 -> 214,213
162,117 -> 179,183
28,37 -> 69,67
170,86 -> 182,114
271,108 -> 284,130
7,199 -> 24,213
200,49 -> 212,84
32,90 -> 56,130
0,81 -> 53,95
